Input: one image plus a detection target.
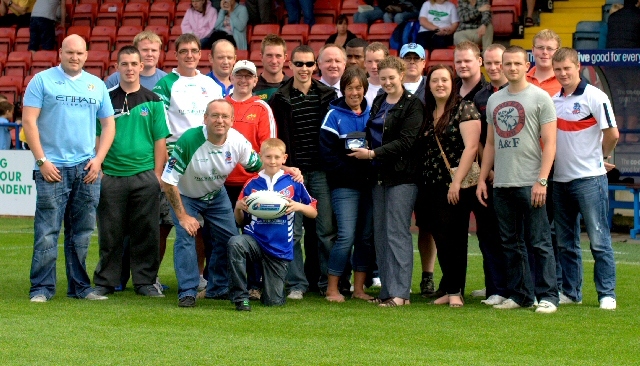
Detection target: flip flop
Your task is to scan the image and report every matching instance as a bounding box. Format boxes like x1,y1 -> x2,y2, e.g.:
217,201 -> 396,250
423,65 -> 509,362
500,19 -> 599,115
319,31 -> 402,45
378,297 -> 410,307
449,293 -> 464,308
525,17 -> 534,28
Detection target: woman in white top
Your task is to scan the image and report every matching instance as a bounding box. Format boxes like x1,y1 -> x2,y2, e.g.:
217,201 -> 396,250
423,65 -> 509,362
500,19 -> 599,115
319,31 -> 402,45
416,0 -> 459,51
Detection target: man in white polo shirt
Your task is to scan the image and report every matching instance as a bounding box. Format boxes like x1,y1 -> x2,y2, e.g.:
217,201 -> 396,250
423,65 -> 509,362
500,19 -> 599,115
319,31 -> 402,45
162,99 -> 262,307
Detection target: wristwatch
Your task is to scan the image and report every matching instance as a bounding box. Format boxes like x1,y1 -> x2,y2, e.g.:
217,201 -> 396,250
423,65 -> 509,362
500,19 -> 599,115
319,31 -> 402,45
36,157 -> 47,167
537,178 -> 548,187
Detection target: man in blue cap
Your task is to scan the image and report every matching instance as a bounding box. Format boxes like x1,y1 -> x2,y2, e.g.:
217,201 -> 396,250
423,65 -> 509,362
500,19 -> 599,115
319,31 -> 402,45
399,43 -> 427,103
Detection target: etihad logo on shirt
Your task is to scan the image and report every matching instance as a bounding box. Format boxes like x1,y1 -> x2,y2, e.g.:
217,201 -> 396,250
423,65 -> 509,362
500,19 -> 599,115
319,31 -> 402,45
56,95 -> 98,106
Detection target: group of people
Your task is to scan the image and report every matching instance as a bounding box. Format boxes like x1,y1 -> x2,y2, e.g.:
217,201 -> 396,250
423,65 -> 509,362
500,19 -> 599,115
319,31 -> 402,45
24,26 -> 619,313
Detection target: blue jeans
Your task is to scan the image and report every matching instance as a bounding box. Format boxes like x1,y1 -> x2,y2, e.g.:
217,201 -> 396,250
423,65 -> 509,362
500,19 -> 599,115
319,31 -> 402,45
353,7 -> 384,24
170,189 -> 237,300
327,187 -> 373,276
29,161 -> 100,300
553,175 -> 616,301
493,186 -> 559,306
383,11 -> 419,23
286,171 -> 336,292
284,0 -> 315,26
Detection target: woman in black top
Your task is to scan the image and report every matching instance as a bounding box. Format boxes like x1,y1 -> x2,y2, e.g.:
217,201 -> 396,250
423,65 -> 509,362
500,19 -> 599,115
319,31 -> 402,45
325,15 -> 358,47
415,64 -> 480,307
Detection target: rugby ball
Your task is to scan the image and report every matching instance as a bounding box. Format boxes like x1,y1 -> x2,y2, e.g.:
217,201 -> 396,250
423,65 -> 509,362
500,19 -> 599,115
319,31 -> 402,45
245,190 -> 289,220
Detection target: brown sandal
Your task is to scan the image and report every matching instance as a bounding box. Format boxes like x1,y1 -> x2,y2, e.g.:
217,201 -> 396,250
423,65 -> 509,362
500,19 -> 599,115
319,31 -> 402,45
378,297 -> 410,307
368,297 -> 384,304
449,293 -> 464,308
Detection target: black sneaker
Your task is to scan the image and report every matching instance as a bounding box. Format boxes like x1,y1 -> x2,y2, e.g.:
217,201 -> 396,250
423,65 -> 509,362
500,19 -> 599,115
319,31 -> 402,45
235,300 -> 251,311
178,296 -> 196,307
420,277 -> 435,297
135,285 -> 165,298
94,286 -> 115,296
206,292 -> 229,300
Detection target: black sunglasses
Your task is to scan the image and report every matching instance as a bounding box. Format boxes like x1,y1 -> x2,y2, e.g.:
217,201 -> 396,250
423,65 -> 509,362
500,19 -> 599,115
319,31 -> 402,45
292,61 -> 316,67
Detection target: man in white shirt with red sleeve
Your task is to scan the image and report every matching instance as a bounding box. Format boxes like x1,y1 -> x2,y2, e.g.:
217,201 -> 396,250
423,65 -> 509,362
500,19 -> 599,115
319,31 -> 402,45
551,47 -> 619,310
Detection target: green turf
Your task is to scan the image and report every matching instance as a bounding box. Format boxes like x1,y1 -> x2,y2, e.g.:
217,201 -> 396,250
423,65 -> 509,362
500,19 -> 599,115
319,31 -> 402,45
1,216 -> 639,365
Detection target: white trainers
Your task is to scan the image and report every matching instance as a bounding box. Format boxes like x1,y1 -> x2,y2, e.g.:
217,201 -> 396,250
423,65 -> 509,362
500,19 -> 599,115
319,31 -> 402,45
599,296 -> 617,310
493,298 -> 521,309
559,292 -> 582,305
371,277 -> 382,288
30,295 -> 47,303
481,294 -> 507,305
287,290 -> 303,300
85,292 -> 108,300
535,300 -> 557,313
197,275 -> 208,292
471,288 -> 486,298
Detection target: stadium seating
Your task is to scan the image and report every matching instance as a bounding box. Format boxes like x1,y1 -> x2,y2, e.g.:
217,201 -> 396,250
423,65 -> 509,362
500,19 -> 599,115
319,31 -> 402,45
122,2 -> 149,26
0,28 -> 15,54
71,3 -> 98,27
367,23 -> 396,47
30,51 -> 58,75
236,49 -> 248,61
115,26 -> 143,51
149,1 -> 175,26
573,21 -> 606,49
145,25 -> 170,46
0,51 -> 6,71
84,50 -> 110,78
348,23 -> 368,39
0,76 -> 22,105
95,2 -> 124,27
249,50 -> 263,69
90,26 -> 117,51
427,49 -> 455,71
13,28 -> 30,52
168,25 -> 182,52
162,51 -> 177,73
174,1 -> 192,26
4,51 -> 32,78
67,25 -> 91,42
249,24 -> 280,52
313,0 -> 341,24
308,24 -> 335,42
281,24 -> 310,47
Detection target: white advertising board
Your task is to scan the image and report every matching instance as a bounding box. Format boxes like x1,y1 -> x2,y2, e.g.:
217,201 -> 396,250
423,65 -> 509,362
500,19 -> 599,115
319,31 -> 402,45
0,150 -> 35,216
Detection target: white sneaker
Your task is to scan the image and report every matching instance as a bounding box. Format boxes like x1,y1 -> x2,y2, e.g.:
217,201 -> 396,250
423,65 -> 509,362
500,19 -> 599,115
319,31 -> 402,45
533,298 -> 539,307
85,292 -> 108,300
559,292 -> 582,305
471,288 -> 486,298
535,300 -> 557,313
599,296 -> 617,310
287,290 -> 303,300
371,277 -> 382,288
481,294 -> 507,305
493,298 -> 521,309
197,276 -> 208,292
30,295 -> 47,303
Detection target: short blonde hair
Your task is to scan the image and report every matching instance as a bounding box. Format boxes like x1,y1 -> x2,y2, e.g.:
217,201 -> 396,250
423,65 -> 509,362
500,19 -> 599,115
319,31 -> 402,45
533,29 -> 561,48
365,42 -> 389,57
552,47 -> 579,66
133,31 -> 163,48
455,41 -> 481,59
261,138 -> 287,154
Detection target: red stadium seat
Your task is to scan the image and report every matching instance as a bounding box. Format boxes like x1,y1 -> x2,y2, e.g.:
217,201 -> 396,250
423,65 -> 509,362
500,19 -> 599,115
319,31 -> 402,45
4,51 -> 32,77
308,40 -> 324,56
249,50 -> 262,68
115,26 -> 143,50
95,2 -> 124,27
341,0 -> 365,20
13,28 -> 30,51
313,0 -> 341,24
31,51 -> 58,75
249,24 -> 280,53
347,23 -> 368,39
0,28 -> 15,54
427,49 -> 455,72
84,50 -> 110,78
174,1 -> 192,26
145,25 -> 170,46
162,50 -> 177,73
23,74 -> 35,89
492,6 -> 518,37
281,24 -> 310,46
67,25 -> 91,42
122,2 -> 149,26
71,3 -> 98,27
0,76 -> 22,104
167,25 -> 182,52
149,1 -> 175,26
90,26 -> 117,51
367,23 -> 395,47
0,51 -> 6,71
308,24 -> 335,42
236,49 -> 248,61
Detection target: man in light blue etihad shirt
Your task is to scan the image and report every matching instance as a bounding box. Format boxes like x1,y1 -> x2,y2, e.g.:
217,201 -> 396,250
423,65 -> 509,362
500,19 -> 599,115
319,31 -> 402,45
22,34 -> 116,303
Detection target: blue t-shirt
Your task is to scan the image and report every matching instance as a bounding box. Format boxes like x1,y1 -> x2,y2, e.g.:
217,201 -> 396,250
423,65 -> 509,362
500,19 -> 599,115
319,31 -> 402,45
23,66 -> 115,167
105,68 -> 168,91
0,117 -> 10,150
369,100 -> 394,149
238,170 -> 316,261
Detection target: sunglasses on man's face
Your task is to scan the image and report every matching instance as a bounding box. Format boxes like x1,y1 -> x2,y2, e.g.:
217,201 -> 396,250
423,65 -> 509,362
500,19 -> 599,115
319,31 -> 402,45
292,61 -> 316,68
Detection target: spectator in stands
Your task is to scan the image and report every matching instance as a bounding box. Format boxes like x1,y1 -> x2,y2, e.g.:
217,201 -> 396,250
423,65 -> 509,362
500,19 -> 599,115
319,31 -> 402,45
92,46 -> 169,299
284,0 -> 314,27
0,99 -> 14,150
318,44 -> 347,97
206,39 -> 236,97
181,0 -> 218,50
211,0 -> 248,50
345,38 -> 368,70
254,34 -> 290,102
354,0 -> 420,25
269,45 -> 337,300
551,47 -> 619,310
319,66 -> 374,302
23,34 -> 115,303
0,0 -> 34,28
106,31 -> 168,91
28,0 -> 63,51
364,42 -> 389,107
606,0 -> 640,49
246,0 -> 274,25
417,0 -> 459,51
524,0 -> 535,27
325,15 -> 358,48
349,56 -> 423,307
454,0 -> 493,51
